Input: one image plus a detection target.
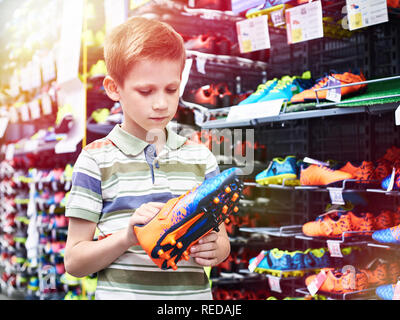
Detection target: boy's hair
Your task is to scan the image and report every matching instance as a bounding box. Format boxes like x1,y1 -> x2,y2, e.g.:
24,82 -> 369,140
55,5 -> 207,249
104,16 -> 186,86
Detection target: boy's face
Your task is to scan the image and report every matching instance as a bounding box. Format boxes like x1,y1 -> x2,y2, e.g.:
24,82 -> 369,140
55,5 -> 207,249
106,58 -> 182,141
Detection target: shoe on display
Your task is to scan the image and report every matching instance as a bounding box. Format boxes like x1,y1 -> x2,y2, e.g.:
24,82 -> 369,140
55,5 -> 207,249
376,283 -> 396,300
364,259 -> 389,286
290,70 -> 367,103
374,210 -> 393,230
238,78 -> 278,105
305,267 -> 369,294
300,164 -> 353,186
347,211 -> 375,233
339,161 -> 376,183
255,155 -> 300,186
268,248 -> 306,270
372,223 -> 400,245
302,211 -> 353,238
258,71 -> 313,103
134,168 -> 243,270
303,248 -> 331,269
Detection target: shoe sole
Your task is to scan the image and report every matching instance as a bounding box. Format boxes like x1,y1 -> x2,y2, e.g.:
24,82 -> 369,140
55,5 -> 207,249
139,169 -> 243,270
256,173 -> 299,186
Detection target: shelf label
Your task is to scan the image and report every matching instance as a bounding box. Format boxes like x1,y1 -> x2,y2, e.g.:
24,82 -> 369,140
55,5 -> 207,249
267,275 -> 282,293
328,187 -> 345,205
327,240 -> 343,257
248,250 -> 266,272
346,0 -> 388,31
396,105 -> 400,126
286,1 -> 323,44
307,269 -> 327,296
271,8 -> 285,27
236,14 -> 271,53
326,76 -> 342,103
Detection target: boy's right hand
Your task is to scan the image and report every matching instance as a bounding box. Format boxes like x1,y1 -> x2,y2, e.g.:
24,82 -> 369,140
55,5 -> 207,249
126,202 -> 165,245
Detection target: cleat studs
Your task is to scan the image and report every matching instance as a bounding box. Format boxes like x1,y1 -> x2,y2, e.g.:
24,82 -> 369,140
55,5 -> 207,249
183,255 -> 190,261
233,206 -> 239,213
177,242 -> 183,249
222,205 -> 228,214
225,218 -> 230,224
213,197 -> 220,204
232,193 -> 239,202
225,186 -> 231,193
165,253 -> 171,260
157,249 -> 164,257
170,239 -> 176,246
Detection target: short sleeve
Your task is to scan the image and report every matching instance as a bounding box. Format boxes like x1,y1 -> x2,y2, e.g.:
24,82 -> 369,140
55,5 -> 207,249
204,148 -> 220,180
65,149 -> 103,223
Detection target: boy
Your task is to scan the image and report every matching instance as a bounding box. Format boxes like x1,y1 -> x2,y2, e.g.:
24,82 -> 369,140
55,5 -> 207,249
64,17 -> 231,300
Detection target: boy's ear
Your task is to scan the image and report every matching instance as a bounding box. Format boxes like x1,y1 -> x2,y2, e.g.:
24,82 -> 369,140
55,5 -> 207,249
103,76 -> 121,101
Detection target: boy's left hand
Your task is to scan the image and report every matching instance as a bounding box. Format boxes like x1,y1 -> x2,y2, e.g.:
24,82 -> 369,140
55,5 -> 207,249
190,231 -> 219,267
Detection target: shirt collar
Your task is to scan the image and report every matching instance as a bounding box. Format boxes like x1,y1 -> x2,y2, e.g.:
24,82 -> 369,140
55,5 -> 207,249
107,124 -> 187,156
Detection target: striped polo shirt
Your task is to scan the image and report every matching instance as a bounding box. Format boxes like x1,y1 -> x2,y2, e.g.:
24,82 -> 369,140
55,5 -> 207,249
66,123 -> 220,300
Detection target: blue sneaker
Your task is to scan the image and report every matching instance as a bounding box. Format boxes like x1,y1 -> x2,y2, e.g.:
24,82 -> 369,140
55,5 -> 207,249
268,248 -> 306,270
258,71 -> 313,102
238,78 -> 278,105
376,283 -> 396,300
304,248 -> 331,269
372,224 -> 400,245
256,155 -> 299,186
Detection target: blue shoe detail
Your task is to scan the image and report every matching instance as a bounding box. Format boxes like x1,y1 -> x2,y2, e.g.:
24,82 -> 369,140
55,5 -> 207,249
268,248 -> 305,270
238,79 -> 278,105
372,225 -> 400,244
376,284 -> 395,300
304,248 -> 331,269
256,155 -> 298,184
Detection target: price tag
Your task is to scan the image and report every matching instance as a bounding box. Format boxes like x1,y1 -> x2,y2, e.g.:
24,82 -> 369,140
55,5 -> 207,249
267,275 -> 282,293
307,269 -> 327,296
286,1 -> 323,44
29,100 -> 41,120
5,144 -> 15,161
346,0 -> 388,31
236,15 -> 271,53
227,99 -> 284,122
326,76 -> 342,103
19,104 -> 30,122
271,9 -> 285,27
41,93 -> 53,115
327,240 -> 343,257
393,280 -> 400,300
328,187 -> 345,205
248,250 -> 266,272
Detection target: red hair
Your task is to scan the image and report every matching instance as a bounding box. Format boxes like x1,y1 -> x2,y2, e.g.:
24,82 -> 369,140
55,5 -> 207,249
104,16 -> 186,86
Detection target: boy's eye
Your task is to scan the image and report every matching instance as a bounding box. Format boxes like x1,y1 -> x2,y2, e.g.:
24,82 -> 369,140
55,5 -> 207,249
138,89 -> 152,95
166,88 -> 178,94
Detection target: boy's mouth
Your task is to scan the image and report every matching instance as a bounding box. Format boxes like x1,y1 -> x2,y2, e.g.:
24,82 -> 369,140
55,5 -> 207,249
149,116 -> 168,122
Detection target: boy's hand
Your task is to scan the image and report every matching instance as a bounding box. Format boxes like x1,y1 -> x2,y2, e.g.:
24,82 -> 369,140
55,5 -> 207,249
189,231 -> 219,267
126,202 -> 165,245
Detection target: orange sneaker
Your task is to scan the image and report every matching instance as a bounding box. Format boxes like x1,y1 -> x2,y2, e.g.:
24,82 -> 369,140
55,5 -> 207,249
302,211 -> 353,238
374,210 -> 393,230
305,268 -> 369,294
348,211 -> 375,233
363,260 -> 389,286
134,168 -> 243,270
300,164 -> 353,186
291,71 -> 367,103
340,161 -> 375,183
374,159 -> 392,181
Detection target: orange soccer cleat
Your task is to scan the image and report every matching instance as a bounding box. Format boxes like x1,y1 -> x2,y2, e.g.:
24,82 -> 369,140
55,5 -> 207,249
305,268 -> 369,294
290,70 -> 367,103
302,211 -> 353,238
300,164 -> 353,186
134,168 -> 243,270
340,161 -> 375,183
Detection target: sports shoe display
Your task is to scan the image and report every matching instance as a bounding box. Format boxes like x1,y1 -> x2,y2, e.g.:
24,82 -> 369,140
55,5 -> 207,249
340,161 -> 376,183
257,71 -> 313,102
238,78 -> 278,105
255,155 -> 299,186
290,70 -> 367,103
134,168 -> 243,270
300,164 -> 353,186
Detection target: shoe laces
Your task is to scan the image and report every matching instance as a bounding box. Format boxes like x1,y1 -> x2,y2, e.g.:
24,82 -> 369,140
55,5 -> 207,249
270,76 -> 294,92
